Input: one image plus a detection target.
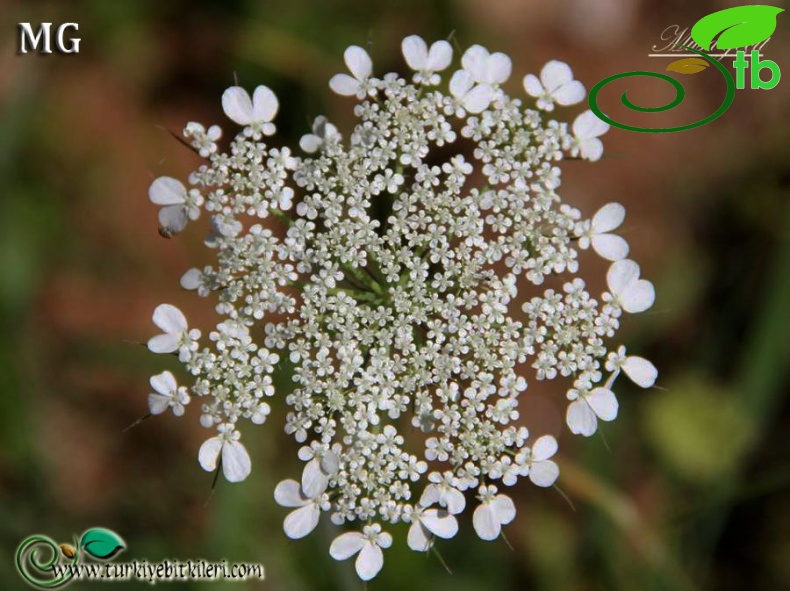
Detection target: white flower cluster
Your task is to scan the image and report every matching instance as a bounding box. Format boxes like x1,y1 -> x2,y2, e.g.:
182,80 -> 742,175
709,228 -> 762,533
144,35 -> 657,580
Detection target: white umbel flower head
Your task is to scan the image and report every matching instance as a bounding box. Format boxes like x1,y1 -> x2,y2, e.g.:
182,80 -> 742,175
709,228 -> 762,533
329,524 -> 393,581
523,60 -> 586,111
143,35 -> 660,580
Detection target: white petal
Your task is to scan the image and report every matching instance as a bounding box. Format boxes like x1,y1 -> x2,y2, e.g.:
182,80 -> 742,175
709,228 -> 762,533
152,304 -> 187,334
587,388 -> 619,422
324,122 -> 340,140
222,86 -> 254,125
444,488 -> 467,514
312,115 -> 328,135
356,542 -> 384,581
146,333 -> 179,354
320,450 -> 340,474
402,35 -> 428,70
541,60 -> 573,91
419,484 -> 440,507
421,509 -> 458,539
158,205 -> 188,233
180,268 -> 203,290
463,84 -> 494,113
573,110 -> 609,140
407,522 -> 432,552
198,437 -> 222,472
461,45 -> 489,81
580,138 -> 604,162
621,279 -> 655,313
284,504 -> 320,539
427,40 -> 452,71
592,202 -> 626,233
344,46 -> 372,80
329,73 -> 360,96
377,532 -> 392,549
330,532 -> 365,560
149,177 -> 186,205
531,435 -> 558,461
529,460 -> 560,487
607,260 -> 641,295
299,134 -> 321,153
449,70 -> 473,98
149,370 -> 176,395
221,440 -> 251,482
523,74 -> 543,98
473,503 -> 500,541
251,402 -> 271,424
147,393 -> 171,415
567,400 -> 598,436
553,80 -> 586,105
302,458 -> 329,498
492,495 -> 516,525
486,52 -> 512,84
297,446 -> 315,462
158,204 -> 189,233
592,234 -> 629,261
251,85 -> 278,122
622,356 -> 658,388
274,479 -> 306,508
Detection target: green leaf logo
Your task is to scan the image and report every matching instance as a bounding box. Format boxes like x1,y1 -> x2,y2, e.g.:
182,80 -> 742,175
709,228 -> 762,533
691,5 -> 784,51
79,528 -> 125,560
666,57 -> 710,75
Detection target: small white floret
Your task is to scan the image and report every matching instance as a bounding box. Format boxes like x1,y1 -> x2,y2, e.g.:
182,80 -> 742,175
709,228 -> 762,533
222,85 -> 278,135
524,60 -> 585,112
329,46 -> 374,98
606,259 -> 655,313
571,110 -> 610,161
198,426 -> 251,483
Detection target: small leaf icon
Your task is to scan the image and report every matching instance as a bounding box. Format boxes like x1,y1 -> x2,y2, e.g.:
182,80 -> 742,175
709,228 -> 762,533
59,543 -> 77,559
79,528 -> 125,560
691,5 -> 784,51
666,58 -> 710,75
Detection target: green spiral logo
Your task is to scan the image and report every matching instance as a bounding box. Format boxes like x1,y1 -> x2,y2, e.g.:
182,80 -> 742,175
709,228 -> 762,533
16,528 -> 125,588
15,535 -> 77,589
588,45 -> 736,134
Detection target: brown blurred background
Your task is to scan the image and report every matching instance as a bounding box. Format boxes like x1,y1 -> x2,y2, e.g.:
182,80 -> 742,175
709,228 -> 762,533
1,1 -> 789,589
